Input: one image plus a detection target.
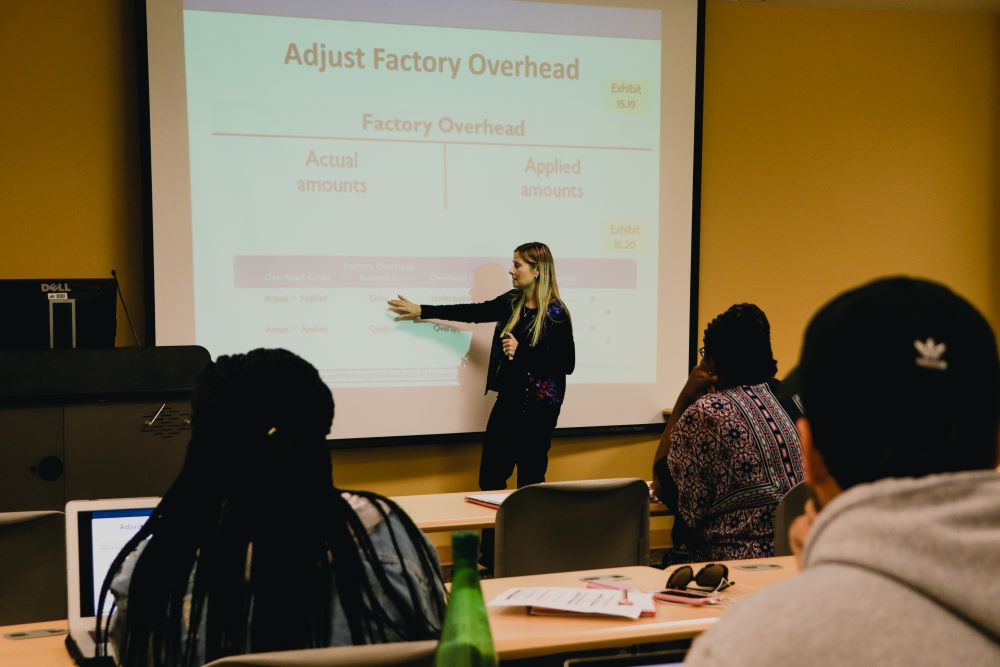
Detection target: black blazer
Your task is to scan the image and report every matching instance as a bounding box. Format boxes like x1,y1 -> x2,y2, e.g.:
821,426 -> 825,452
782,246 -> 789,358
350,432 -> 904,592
421,290 -> 574,400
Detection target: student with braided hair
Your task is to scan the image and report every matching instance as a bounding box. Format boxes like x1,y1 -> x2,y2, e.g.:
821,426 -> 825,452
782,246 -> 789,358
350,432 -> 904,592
652,304 -> 804,562
96,348 -> 446,667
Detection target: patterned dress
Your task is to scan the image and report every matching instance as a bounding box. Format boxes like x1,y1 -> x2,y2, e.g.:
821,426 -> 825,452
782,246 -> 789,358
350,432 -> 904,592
666,382 -> 804,561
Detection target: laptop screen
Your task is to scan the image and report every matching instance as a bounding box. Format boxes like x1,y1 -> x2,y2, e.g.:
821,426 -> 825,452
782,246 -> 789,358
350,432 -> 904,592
76,508 -> 154,617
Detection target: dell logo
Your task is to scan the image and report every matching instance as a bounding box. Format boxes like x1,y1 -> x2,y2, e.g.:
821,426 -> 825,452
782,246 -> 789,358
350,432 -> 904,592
41,283 -> 71,292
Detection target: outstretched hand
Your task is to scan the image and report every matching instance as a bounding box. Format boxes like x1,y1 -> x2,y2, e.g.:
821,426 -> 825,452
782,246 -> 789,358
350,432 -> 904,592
387,295 -> 422,321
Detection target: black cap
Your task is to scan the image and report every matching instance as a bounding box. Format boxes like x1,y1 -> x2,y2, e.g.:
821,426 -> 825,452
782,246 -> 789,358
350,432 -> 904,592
790,276 -> 999,487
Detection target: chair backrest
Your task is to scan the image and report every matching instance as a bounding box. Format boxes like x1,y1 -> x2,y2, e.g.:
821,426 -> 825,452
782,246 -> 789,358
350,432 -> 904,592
202,639 -> 438,667
773,481 -> 811,556
494,478 -> 650,578
0,511 -> 66,625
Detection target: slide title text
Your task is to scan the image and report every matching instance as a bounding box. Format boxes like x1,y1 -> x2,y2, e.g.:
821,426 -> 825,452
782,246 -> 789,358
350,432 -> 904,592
284,43 -> 580,80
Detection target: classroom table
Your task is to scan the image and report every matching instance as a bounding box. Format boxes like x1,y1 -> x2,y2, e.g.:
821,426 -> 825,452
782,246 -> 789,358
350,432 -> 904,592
0,556 -> 796,665
483,556 -> 797,659
393,490 -> 503,532
0,621 -> 68,667
393,489 -> 671,533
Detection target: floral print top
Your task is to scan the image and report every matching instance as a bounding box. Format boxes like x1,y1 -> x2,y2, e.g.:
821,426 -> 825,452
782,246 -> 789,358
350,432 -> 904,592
665,382 -> 804,561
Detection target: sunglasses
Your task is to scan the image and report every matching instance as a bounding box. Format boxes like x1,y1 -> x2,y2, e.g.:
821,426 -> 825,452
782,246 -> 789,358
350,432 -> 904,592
666,563 -> 734,593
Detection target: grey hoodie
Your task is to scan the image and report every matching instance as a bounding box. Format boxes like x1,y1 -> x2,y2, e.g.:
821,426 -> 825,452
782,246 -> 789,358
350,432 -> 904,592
686,470 -> 1000,666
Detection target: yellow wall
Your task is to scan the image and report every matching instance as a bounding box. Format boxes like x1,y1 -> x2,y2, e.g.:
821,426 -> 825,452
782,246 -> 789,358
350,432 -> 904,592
0,1 -> 146,346
699,2 -> 1000,371
1,3 -> 997,513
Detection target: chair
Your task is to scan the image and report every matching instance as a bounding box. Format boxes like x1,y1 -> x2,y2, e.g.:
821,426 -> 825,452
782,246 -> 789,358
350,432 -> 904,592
772,481 -> 811,557
493,478 -> 650,578
0,510 -> 66,625
202,639 -> 438,667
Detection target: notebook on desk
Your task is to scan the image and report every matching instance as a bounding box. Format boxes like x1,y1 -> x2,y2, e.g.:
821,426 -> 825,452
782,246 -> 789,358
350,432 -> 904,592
464,491 -> 513,508
64,497 -> 159,663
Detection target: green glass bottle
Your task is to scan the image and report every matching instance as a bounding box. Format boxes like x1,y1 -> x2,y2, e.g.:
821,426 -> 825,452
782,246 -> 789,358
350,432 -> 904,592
434,531 -> 499,667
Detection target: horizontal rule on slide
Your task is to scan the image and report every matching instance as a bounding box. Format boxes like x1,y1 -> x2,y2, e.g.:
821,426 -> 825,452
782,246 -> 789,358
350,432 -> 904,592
232,256 -> 637,289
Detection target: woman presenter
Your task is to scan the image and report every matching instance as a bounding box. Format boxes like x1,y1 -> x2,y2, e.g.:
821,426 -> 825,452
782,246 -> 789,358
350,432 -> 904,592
388,241 -> 574,491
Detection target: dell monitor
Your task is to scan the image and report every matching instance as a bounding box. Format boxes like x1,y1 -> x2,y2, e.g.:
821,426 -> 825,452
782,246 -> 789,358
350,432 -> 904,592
0,279 -> 117,350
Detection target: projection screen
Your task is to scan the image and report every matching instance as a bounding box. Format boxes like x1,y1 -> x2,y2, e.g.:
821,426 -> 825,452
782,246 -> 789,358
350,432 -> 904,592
144,0 -> 704,441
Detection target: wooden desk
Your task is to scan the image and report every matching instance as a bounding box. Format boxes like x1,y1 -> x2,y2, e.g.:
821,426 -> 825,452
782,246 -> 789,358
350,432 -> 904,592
393,490 -> 670,533
393,491 -> 501,532
0,621 -> 69,667
0,557 -> 796,665
483,556 -> 797,659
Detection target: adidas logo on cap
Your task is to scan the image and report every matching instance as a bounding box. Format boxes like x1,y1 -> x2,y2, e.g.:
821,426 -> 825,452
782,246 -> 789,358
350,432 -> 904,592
914,338 -> 947,371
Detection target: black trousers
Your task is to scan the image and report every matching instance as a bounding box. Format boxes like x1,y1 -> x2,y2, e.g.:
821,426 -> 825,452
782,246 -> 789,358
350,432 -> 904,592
478,395 -> 561,490
478,394 -> 561,570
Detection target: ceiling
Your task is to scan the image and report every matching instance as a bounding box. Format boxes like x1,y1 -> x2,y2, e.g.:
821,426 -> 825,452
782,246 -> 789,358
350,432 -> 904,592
719,0 -> 1000,14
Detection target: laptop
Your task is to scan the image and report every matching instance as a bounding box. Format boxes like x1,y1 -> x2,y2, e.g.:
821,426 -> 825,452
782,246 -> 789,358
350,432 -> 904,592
65,497 -> 159,662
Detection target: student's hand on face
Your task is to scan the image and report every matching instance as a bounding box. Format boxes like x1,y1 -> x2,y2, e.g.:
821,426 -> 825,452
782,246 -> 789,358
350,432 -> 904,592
678,365 -> 718,404
387,295 -> 421,321
789,498 -> 817,569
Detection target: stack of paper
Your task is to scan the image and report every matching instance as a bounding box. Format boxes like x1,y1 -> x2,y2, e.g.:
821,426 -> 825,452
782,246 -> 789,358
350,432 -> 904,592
464,491 -> 513,509
489,587 -> 656,619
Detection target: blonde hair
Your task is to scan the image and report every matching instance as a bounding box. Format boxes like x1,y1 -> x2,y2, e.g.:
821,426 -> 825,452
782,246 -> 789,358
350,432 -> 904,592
501,242 -> 569,346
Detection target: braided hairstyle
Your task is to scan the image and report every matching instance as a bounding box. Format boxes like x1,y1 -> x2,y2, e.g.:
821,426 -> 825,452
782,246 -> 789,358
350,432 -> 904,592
702,304 -> 778,388
96,348 -> 445,666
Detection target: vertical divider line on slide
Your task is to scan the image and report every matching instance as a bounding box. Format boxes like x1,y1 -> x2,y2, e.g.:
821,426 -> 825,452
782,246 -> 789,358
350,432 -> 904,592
443,143 -> 449,210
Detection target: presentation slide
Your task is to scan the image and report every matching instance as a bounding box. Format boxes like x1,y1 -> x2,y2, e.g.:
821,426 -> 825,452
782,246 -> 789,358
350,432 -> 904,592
147,0 -> 701,440
89,509 -> 153,615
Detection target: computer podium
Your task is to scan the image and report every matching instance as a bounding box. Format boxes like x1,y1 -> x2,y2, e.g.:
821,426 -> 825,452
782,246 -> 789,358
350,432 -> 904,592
0,346 -> 210,512
0,346 -> 209,624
